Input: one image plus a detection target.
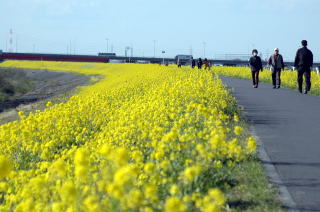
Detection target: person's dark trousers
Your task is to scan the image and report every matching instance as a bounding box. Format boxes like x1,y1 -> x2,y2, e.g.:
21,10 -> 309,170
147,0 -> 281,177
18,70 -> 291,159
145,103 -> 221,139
298,67 -> 311,92
251,71 -> 259,86
272,69 -> 281,86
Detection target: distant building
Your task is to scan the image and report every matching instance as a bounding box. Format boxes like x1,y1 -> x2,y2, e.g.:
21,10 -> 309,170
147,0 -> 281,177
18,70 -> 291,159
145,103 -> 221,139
175,55 -> 193,65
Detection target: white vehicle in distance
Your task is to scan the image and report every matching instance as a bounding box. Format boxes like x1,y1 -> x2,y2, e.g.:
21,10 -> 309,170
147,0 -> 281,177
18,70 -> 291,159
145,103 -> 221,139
109,59 -> 126,63
136,60 -> 150,64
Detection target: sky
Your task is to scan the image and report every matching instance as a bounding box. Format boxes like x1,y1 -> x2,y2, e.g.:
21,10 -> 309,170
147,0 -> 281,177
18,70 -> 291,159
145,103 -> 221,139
1,0 -> 320,61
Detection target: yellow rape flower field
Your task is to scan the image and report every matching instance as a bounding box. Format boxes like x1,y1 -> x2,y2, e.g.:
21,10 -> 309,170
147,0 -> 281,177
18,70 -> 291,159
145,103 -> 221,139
0,61 -> 282,212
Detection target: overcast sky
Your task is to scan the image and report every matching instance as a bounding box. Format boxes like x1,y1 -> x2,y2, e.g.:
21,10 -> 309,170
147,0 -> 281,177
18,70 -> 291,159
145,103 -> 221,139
1,0 -> 319,61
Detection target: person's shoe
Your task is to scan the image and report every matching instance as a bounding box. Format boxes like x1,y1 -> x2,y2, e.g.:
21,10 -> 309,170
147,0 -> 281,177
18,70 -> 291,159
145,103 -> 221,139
304,90 -> 308,94
277,85 -> 280,89
255,84 -> 259,88
273,86 -> 276,89
253,85 -> 256,88
298,89 -> 302,93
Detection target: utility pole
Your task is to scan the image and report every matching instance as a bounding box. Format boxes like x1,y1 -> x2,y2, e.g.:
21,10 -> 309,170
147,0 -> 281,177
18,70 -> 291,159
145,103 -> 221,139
162,51 -> 166,65
106,38 -> 109,52
16,35 -> 18,52
69,40 -> 72,55
203,42 -> 206,58
9,28 -> 13,52
153,40 -> 156,57
73,39 -> 76,55
125,46 -> 131,62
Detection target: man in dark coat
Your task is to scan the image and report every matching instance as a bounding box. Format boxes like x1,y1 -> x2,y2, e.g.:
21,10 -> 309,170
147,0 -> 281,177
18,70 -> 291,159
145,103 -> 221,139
249,49 -> 263,88
294,40 -> 314,94
197,58 -> 203,69
268,48 -> 284,89
191,58 -> 196,68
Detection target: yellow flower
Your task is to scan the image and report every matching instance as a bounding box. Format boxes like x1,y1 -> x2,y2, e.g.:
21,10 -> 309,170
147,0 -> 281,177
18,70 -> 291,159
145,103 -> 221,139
114,147 -> 129,166
99,144 -> 112,157
213,160 -> 222,169
84,195 -> 101,212
144,162 -> 155,174
113,165 -> 138,186
74,148 -> 90,167
46,101 -> 53,107
126,189 -> 143,208
202,204 -> 220,212
234,115 -> 239,122
234,126 -> 243,135
60,181 -> 77,202
18,111 -> 25,119
51,159 -> 66,177
183,166 -> 202,182
14,198 -> 34,212
144,185 -> 158,201
169,184 -> 180,196
107,183 -> 123,199
208,188 -> 226,206
132,150 -> 143,163
165,197 -> 186,212
141,207 -> 154,212
247,136 -> 257,153
160,160 -> 170,170
0,155 -> 12,179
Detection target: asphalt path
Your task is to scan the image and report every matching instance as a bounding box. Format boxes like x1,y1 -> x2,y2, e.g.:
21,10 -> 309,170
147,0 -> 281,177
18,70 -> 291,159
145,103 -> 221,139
221,76 -> 320,212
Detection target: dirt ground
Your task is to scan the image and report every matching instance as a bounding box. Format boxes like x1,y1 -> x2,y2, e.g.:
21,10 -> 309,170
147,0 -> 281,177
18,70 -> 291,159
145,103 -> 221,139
0,68 -> 92,125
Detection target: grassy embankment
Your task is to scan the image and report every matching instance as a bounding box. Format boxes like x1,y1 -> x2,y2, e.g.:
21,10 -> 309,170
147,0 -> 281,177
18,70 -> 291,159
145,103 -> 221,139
0,68 -> 33,102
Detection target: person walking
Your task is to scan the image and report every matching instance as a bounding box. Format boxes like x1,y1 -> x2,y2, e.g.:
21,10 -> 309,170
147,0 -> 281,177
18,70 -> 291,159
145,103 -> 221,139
177,58 -> 182,68
268,48 -> 284,89
197,58 -> 203,69
203,58 -> 209,70
249,49 -> 263,88
294,40 -> 313,94
191,58 -> 196,68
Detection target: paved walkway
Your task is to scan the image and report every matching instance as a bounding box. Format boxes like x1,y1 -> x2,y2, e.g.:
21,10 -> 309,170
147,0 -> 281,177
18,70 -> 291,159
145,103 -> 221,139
222,77 -> 320,212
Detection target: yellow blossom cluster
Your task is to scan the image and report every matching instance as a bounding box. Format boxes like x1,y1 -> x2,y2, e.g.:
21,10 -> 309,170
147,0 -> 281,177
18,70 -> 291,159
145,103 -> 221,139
0,61 -> 256,211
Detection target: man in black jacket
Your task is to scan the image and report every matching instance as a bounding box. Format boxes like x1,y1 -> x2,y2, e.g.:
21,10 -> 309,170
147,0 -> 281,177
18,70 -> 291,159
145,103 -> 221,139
249,49 -> 263,88
191,58 -> 196,68
294,40 -> 313,94
197,58 -> 203,69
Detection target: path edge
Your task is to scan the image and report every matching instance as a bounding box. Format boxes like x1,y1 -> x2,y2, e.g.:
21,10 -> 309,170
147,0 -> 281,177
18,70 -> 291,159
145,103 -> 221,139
249,122 -> 299,212
220,75 -> 300,211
